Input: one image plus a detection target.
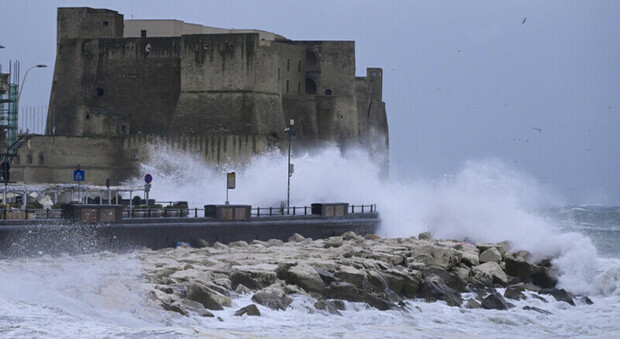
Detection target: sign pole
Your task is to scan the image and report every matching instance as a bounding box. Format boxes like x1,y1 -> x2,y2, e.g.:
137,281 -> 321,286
144,174 -> 153,210
226,172 -> 235,205
286,119 -> 294,214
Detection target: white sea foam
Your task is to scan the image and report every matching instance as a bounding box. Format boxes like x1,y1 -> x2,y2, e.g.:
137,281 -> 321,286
2,145 -> 618,337
129,144 -> 606,295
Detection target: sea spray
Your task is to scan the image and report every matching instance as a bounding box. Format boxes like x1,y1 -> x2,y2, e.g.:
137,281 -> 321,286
129,144 -> 601,295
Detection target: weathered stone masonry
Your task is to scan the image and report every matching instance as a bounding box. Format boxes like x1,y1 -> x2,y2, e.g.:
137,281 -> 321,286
13,7 -> 388,185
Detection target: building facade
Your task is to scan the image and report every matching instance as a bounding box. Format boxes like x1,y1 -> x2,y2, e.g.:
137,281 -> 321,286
12,7 -> 388,185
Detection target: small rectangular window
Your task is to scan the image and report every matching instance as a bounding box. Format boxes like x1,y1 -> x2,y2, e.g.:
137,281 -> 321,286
286,80 -> 289,93
102,21 -> 109,27
141,30 -> 147,37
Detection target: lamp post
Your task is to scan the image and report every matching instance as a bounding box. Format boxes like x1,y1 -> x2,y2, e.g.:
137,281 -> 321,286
286,119 -> 294,213
17,64 -> 47,102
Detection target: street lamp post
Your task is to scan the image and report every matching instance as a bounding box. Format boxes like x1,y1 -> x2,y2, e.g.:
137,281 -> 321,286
286,119 -> 294,213
17,64 -> 47,102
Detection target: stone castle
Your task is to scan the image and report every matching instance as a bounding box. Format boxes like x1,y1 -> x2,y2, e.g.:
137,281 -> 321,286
13,7 -> 388,185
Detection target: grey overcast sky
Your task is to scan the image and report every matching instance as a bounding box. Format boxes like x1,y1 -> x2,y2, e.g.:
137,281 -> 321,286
1,1 -> 618,205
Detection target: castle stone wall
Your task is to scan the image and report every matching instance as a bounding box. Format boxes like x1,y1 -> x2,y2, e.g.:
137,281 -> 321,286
31,8 -> 389,185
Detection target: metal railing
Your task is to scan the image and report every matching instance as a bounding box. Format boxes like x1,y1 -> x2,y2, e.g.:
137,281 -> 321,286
0,204 -> 377,221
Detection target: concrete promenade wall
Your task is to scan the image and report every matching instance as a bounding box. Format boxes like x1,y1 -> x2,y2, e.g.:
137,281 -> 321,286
0,212 -> 379,256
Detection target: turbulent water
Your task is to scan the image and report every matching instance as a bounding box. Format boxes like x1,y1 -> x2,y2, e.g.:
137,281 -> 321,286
1,146 -> 619,338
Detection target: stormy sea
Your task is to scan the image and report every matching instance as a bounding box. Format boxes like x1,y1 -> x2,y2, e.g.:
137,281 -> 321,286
1,146 -> 619,338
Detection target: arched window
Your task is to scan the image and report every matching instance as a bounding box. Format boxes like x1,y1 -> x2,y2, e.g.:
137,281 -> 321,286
305,50 -> 318,72
305,78 -> 317,94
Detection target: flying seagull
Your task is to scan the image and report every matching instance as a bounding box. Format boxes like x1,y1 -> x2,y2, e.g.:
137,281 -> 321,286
532,127 -> 541,132
522,17 -> 527,24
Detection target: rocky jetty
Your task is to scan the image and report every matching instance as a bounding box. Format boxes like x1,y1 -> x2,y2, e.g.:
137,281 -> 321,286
140,231 -> 591,316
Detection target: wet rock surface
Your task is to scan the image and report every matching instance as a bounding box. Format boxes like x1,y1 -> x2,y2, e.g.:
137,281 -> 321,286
138,231 -> 592,316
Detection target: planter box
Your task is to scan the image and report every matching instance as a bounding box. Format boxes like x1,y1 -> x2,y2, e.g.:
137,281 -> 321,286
205,205 -> 251,221
311,203 -> 349,217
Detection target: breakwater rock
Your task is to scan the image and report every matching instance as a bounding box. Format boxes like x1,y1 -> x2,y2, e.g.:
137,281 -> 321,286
140,232 -> 590,316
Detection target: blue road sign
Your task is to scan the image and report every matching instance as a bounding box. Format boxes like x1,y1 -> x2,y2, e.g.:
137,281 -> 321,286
144,174 -> 153,184
73,169 -> 85,181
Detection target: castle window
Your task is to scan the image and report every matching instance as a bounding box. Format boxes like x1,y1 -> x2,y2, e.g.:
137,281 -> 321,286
325,89 -> 332,95
27,154 -> 33,164
141,30 -> 147,38
85,114 -> 90,120
102,21 -> 109,27
286,80 -> 289,93
287,59 -> 290,71
305,78 -> 317,94
305,50 -> 318,72
96,88 -> 104,96
121,125 -> 127,134
278,68 -> 280,80
39,154 -> 44,165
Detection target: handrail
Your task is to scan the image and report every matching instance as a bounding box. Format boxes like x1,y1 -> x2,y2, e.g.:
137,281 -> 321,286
0,204 -> 377,221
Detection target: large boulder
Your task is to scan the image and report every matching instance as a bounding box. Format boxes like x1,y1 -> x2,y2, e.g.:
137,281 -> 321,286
504,256 -> 533,282
460,250 -> 480,267
187,282 -> 229,310
383,269 -> 420,298
334,265 -> 366,287
465,298 -> 482,309
430,246 -> 461,270
230,264 -> 278,290
481,292 -> 512,310
365,269 -> 389,293
285,264 -> 325,293
472,262 -> 508,286
288,233 -> 305,242
324,236 -> 344,248
504,283 -> 526,300
479,247 -> 502,263
234,304 -> 261,316
539,288 -> 575,306
362,293 -> 395,310
161,300 -> 188,316
314,267 -> 338,285
418,232 -> 431,240
452,266 -> 471,281
324,282 -> 360,301
314,300 -> 342,315
531,266 -> 557,288
422,266 -> 467,292
251,287 -> 292,311
341,231 -> 358,241
419,275 -> 463,307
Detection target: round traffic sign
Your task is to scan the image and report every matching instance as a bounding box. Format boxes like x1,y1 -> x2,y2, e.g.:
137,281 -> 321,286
144,174 -> 153,184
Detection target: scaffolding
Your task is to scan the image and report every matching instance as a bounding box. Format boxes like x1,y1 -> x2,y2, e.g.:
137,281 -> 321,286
0,60 -> 20,162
